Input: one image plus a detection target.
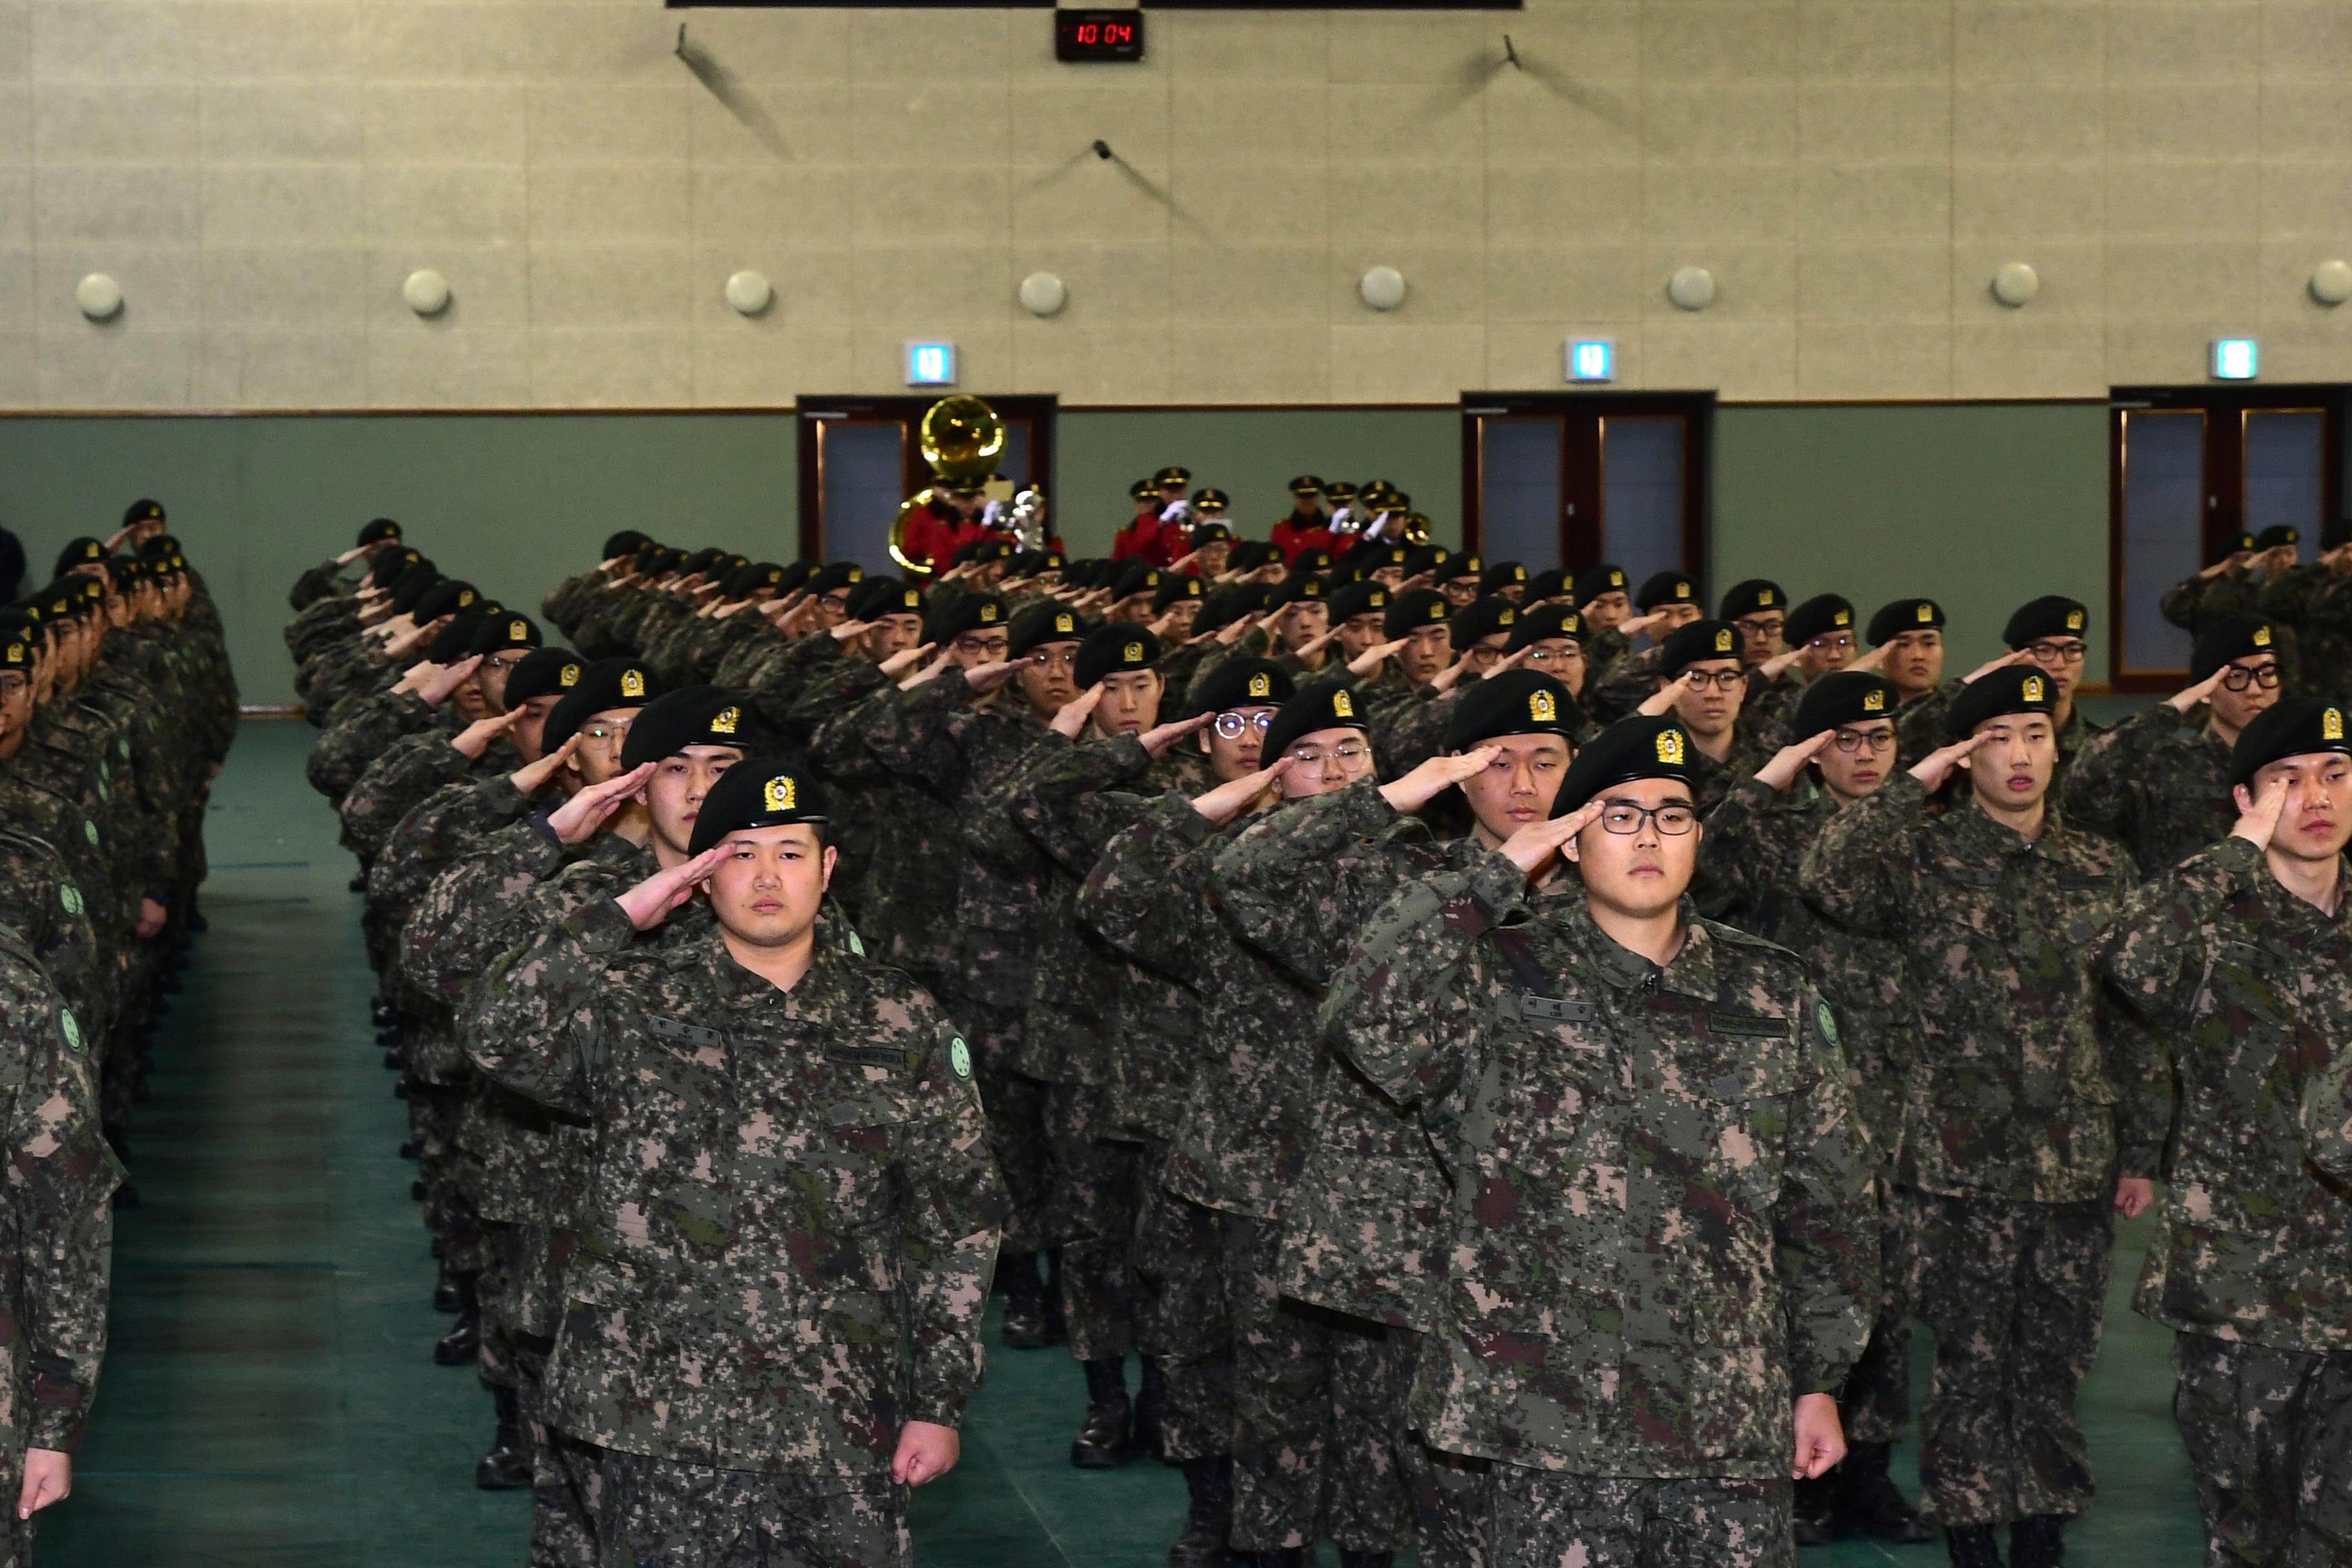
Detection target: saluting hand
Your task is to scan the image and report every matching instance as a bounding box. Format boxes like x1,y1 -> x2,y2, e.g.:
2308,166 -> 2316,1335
1500,795 -> 1606,877
2232,772 -> 2291,850
963,660 -> 1024,695
1638,670 -> 1696,718
1908,730 -> 1992,792
545,763 -> 655,845
1616,610 -> 1669,641
1348,637 -> 1408,678
509,732 -> 582,797
1051,684 -> 1104,739
1479,645 -> 1534,680
1757,645 -> 1806,680
451,707 -> 521,760
1754,730 -> 1834,792
614,844 -> 731,931
1427,651 -> 1480,694
1139,712 -> 1211,757
418,655 -> 484,709
1190,756 -> 1295,825
828,618 -> 872,644
899,647 -> 957,690
2168,665 -> 2228,714
878,642 -> 936,680
1381,747 -> 1498,814
1850,639 -> 1894,674
1963,647 -> 2036,683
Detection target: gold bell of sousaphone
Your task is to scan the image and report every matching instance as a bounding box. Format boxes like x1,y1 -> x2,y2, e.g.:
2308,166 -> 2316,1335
887,396 -> 1007,575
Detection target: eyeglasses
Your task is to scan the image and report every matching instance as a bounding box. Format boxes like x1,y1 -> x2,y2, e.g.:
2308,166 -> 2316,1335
1678,669 -> 1745,692
1524,644 -> 1582,666
1807,633 -> 1856,653
1286,741 -> 1371,774
486,652 -> 531,672
2026,640 -> 2086,665
1734,616 -> 1785,638
2221,662 -> 2283,691
1598,803 -> 1698,836
1464,643 -> 1507,665
1212,711 -> 1275,738
1831,727 -> 1896,754
954,634 -> 1011,657
1026,646 -> 1079,671
581,721 -> 633,745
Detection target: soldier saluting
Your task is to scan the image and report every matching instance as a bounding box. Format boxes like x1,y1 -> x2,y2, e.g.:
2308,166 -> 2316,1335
469,758 -> 1006,1568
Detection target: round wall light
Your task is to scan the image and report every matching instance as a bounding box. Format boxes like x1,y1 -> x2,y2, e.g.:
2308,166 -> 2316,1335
1992,261 -> 2041,308
1358,266 -> 1407,312
1667,266 -> 1716,311
75,273 -> 123,322
725,270 -> 774,316
402,269 -> 452,317
2312,260 -> 2352,308
1019,271 -> 1068,318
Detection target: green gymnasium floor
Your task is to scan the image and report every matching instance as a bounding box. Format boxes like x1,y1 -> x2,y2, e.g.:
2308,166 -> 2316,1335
43,720 -> 2207,1565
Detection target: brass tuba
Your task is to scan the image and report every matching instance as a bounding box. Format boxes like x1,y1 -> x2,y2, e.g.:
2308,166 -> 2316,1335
888,395 -> 1007,575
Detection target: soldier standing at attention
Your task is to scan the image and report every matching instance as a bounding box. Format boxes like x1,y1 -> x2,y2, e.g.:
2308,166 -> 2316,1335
1321,714 -> 1877,1568
2063,615 -> 2282,873
1800,665 -> 2167,1568
469,759 -> 1006,1568
2099,698 -> 2352,1568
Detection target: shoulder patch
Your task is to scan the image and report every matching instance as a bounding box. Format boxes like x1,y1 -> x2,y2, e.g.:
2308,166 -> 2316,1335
59,883 -> 81,918
60,1006 -> 81,1053
950,1035 -> 973,1081
1816,1001 -> 1838,1047
83,819 -> 99,848
847,928 -> 866,957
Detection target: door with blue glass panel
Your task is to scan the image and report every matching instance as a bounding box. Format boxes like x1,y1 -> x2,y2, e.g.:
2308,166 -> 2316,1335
1462,393 -> 1712,581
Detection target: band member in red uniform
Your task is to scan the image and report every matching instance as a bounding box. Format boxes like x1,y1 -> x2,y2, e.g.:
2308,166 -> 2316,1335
1271,476 -> 1334,563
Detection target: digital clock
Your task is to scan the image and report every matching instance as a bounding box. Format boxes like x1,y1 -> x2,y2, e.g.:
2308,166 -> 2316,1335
1055,8 -> 1144,63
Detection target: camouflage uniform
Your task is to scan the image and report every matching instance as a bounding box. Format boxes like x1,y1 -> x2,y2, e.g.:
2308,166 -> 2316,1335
1893,682 -> 1958,770
1799,774 -> 2166,1529
2162,567 -> 2264,642
2049,705 -> 2105,801
1699,776 -> 1914,1446
2061,703 -> 2235,874
2099,836 -> 2352,1566
0,928 -> 122,1568
1320,854 -> 1876,1568
468,897 -> 1006,1568
1080,792 -> 1413,1555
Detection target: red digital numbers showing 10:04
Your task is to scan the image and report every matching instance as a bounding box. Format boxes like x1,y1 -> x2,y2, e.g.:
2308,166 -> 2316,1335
1055,8 -> 1145,63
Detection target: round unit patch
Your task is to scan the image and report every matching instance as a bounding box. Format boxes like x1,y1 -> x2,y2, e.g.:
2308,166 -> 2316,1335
60,1007 -> 81,1053
949,1037 -> 973,1081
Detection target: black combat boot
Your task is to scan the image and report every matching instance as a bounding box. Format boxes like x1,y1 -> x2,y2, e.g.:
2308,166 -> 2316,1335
1071,1357 -> 1133,1467
371,997 -> 395,1027
1167,1455 -> 1235,1568
2009,1515 -> 2064,1568
433,1273 -> 480,1365
1793,1470 -> 1837,1545
475,1385 -> 532,1489
1833,1441 -> 1932,1543
999,1253 -> 1050,1349
1133,1355 -> 1169,1464
1946,1525 -> 2004,1568
1043,1247 -> 1069,1346
433,1263 -> 460,1313
399,1140 -> 420,1161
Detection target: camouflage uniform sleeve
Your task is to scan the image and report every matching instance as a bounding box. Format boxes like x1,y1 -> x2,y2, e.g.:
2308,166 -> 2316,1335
2302,1012 -> 2352,1182
288,558 -> 346,611
1799,770 -> 1925,935
2093,834 -> 2246,1019
401,816 -> 569,1004
895,1003 -> 1009,1427
1372,687 -> 1462,779
2159,576 -> 2204,632
858,672 -> 981,799
308,688 -> 436,803
1004,732 -> 1157,874
1319,850 -> 1527,1105
2,970 -> 121,1453
1074,790 -> 1217,975
1777,983 -> 1879,1396
1210,778 -> 1401,981
339,730 -> 473,861
1696,777 -> 1777,924
803,677 -> 903,788
1587,646 -> 1660,724
2059,701 -> 2186,848
464,896 -> 637,1116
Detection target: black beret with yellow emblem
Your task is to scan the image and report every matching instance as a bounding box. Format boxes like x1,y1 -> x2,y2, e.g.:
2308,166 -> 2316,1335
542,657 -> 663,752
688,756 -> 830,855
1446,669 -> 1582,752
620,686 -> 757,769
1866,597 -> 1946,645
1659,618 -> 1742,678
1783,594 -> 1856,649
1718,579 -> 1785,621
1943,663 -> 2059,739
1190,658 -> 1293,716
1262,677 -> 1370,765
1009,599 -> 1087,658
1075,626 -> 1161,689
2191,615 -> 2278,683
1507,603 -> 1585,651
1553,716 -> 1696,816
2231,696 -> 2352,792
503,647 -> 585,707
924,593 -> 1008,646
1573,564 -> 1629,605
2003,595 -> 2088,650
1636,571 -> 1700,612
1382,587 -> 1451,640
1449,596 -> 1520,649
1792,671 -> 1897,736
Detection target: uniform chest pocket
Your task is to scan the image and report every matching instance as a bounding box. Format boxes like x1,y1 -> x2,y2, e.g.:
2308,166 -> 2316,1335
1676,1032 -> 1801,1223
1919,863 -> 2005,939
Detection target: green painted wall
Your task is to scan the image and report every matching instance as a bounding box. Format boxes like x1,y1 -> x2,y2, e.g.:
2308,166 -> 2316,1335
0,402 -> 2110,706
1711,403 -> 2115,685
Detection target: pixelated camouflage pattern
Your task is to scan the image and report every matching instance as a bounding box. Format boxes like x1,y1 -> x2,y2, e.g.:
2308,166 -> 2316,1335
2061,703 -> 2236,874
2168,1331 -> 2352,1568
1488,1469 -> 1794,1568
593,1447 -> 908,1568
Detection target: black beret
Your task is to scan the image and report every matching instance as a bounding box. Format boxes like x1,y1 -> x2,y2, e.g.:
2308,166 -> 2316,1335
1112,560 -> 1164,601
2214,529 -> 2258,562
1383,588 -> 1451,640
1289,475 -> 1324,495
1006,549 -> 1065,579
1403,545 -> 1455,579
1075,626 -> 1161,689
1636,570 -> 1700,611
620,685 -> 756,769
1480,560 -> 1529,594
502,647 -> 584,707
1191,657 -> 1293,715
1445,669 -> 1582,752
1573,564 -> 1629,604
1507,603 -> 1585,651
808,562 -> 866,596
1792,671 -> 1897,736
1154,573 -> 1206,612
469,611 -> 542,657
845,576 -> 923,622
1525,568 -> 1571,603
687,756 -> 830,856
1188,522 -> 1233,547
1194,585 -> 1271,637
1262,677 -> 1371,765
1783,594 -> 1856,647
1658,618 -> 1743,678
1326,582 -> 1391,624
1551,716 -> 1696,817
1943,663 -> 2059,738
2230,696 -> 2352,792
389,566 -> 442,615
602,529 -> 649,561
2325,520 -> 2352,551
109,554 -> 144,584
725,561 -> 787,600
55,538 -> 105,577
924,593 -> 1008,645
776,560 -> 821,596
368,548 -> 424,589
2003,595 -> 2088,649
1008,600 -> 1086,657
122,498 -> 164,527
1267,574 -> 1326,611
1292,547 -> 1335,574
357,518 -> 402,547
2191,614 -> 2280,682
412,580 -> 480,623
428,610 -> 488,664
137,532 -> 181,560
0,621 -> 32,673
1431,553 -> 1481,585
543,657 -> 663,751
1718,579 -> 1785,620
2257,525 -> 2300,550
1866,597 -> 1946,645
682,547 -> 727,576
1451,596 -> 1520,648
